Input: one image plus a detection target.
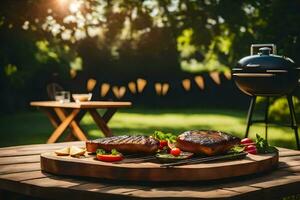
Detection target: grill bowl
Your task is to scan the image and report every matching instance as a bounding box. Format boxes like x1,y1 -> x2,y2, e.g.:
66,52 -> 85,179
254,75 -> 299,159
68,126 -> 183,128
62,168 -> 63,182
232,71 -> 298,96
232,47 -> 299,97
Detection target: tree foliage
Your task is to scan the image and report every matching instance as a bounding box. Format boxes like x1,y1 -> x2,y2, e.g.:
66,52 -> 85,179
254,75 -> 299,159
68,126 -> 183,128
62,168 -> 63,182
0,0 -> 300,111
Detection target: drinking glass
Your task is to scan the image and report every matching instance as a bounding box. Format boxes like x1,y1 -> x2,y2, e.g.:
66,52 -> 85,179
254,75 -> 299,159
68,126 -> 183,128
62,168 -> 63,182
55,91 -> 70,103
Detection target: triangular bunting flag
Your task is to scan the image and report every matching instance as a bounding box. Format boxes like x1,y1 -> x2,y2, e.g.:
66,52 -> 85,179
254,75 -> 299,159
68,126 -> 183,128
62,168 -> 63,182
162,83 -> 169,96
194,76 -> 205,90
210,71 -> 221,85
155,83 -> 162,96
100,83 -> 110,97
182,79 -> 191,91
87,78 -> 97,92
128,82 -> 137,94
137,78 -> 147,93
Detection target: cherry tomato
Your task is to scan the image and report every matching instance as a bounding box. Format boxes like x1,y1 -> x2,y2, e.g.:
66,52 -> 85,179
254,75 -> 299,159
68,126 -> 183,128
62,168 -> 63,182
247,149 -> 257,154
245,144 -> 256,150
159,140 -> 168,149
241,138 -> 254,146
245,145 -> 257,154
96,154 -> 123,162
170,148 -> 181,157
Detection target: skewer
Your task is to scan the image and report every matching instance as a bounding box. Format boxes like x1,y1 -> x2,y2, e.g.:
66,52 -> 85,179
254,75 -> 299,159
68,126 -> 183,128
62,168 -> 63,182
160,152 -> 248,168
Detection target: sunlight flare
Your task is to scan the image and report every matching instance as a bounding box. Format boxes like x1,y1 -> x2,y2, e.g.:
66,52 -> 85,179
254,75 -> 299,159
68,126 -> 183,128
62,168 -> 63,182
69,1 -> 81,13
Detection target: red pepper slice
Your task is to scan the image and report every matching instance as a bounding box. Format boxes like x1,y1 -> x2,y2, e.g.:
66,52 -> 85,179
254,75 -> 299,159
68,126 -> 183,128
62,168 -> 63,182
96,154 -> 123,162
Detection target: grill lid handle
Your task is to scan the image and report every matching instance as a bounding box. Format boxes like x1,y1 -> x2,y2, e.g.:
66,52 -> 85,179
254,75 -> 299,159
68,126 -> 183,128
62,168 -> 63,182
259,47 -> 272,55
246,64 -> 261,68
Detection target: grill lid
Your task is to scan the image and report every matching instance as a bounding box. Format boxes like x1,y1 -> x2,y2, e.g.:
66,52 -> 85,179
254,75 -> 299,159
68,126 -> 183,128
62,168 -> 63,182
235,47 -> 296,72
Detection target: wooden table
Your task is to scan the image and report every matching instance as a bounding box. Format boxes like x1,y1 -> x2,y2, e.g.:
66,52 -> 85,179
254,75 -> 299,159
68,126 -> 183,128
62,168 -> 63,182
30,101 -> 132,143
0,142 -> 300,200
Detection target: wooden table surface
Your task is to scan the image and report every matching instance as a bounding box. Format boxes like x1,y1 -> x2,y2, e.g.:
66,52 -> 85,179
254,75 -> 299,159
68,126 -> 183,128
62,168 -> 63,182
30,101 -> 132,109
0,142 -> 300,200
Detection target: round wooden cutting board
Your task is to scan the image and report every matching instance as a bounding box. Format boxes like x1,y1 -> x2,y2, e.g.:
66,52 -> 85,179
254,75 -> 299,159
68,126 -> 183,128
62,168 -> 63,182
40,151 -> 279,182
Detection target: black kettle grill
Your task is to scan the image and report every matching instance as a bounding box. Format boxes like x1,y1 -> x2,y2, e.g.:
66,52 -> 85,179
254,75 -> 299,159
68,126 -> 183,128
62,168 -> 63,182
232,44 -> 300,149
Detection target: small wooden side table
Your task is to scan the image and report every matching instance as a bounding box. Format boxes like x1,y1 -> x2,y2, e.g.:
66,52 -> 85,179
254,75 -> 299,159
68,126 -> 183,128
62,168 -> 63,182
30,101 -> 132,143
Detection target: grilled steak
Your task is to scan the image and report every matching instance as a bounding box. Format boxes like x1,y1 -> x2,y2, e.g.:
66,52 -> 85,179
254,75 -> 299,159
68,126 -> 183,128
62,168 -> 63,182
86,135 -> 159,154
176,130 -> 240,156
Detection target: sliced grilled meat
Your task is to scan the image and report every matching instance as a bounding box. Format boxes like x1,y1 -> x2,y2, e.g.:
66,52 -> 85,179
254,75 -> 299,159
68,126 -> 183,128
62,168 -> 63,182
86,135 -> 159,154
176,130 -> 240,156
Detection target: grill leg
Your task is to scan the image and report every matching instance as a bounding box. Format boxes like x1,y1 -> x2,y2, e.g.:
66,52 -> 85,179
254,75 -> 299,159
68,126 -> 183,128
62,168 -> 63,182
245,96 -> 257,138
265,97 -> 270,141
287,95 -> 300,150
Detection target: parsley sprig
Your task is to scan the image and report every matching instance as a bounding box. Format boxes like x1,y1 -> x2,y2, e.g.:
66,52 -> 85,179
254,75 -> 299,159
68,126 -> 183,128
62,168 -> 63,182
153,131 -> 177,143
96,148 -> 121,155
255,134 -> 278,154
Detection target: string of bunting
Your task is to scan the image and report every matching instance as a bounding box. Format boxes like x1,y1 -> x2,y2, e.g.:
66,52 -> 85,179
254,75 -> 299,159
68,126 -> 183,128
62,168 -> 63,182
86,72 -> 231,99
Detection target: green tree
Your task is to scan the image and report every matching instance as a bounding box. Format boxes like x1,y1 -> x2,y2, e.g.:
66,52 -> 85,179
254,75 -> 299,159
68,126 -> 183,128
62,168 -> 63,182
1,0 -> 300,112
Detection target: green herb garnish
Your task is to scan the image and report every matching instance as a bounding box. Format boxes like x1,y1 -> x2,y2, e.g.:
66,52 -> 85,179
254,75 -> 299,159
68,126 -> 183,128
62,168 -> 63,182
153,131 -> 177,143
228,145 -> 245,154
111,149 -> 121,155
96,148 -> 121,155
96,149 -> 106,155
255,134 -> 278,154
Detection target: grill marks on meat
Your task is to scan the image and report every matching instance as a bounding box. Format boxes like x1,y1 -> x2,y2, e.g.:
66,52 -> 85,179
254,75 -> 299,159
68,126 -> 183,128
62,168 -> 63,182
120,136 -> 134,144
176,130 -> 240,156
87,130 -> 239,155
86,135 -> 159,154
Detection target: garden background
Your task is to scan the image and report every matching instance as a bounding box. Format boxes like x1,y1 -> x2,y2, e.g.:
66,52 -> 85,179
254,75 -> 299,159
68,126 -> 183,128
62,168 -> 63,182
1,0 -> 300,148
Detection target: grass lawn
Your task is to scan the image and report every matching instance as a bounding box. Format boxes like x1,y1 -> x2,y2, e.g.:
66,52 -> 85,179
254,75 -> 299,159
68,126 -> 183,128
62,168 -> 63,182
0,107 -> 298,149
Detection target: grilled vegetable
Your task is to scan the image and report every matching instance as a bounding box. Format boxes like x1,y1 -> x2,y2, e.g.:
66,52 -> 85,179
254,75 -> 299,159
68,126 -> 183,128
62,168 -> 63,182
97,154 -> 123,162
96,149 -> 123,162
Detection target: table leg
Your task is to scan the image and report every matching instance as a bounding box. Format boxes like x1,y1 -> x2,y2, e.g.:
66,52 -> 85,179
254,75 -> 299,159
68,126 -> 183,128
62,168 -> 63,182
42,108 -> 76,141
64,110 -> 87,142
47,108 -> 81,143
53,108 -> 88,141
102,108 -> 117,123
88,109 -> 113,137
75,110 -> 87,122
